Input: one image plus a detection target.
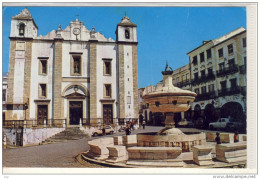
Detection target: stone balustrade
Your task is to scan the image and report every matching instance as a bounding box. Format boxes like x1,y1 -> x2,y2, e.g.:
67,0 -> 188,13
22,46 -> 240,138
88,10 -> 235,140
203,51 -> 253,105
106,146 -> 128,163
192,145 -> 214,166
216,142 -> 247,163
87,137 -> 114,160
123,134 -> 137,147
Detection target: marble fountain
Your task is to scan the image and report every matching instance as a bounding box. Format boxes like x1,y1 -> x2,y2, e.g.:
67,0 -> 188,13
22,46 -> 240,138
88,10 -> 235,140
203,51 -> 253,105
80,63 -> 247,168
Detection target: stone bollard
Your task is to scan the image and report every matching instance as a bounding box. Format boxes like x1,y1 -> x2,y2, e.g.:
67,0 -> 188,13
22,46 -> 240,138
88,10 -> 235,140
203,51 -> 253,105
193,145 -> 214,166
23,120 -> 27,128
63,119 -> 66,128
44,120 -> 47,128
79,118 -> 82,127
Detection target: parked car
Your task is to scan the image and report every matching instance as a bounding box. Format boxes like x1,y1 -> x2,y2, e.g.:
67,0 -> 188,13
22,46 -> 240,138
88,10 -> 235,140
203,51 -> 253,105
92,125 -> 115,137
226,120 -> 244,132
209,118 -> 230,130
177,119 -> 194,128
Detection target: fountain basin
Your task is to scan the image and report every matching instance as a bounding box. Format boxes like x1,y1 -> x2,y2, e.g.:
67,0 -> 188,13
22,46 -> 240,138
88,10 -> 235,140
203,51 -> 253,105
143,93 -> 196,113
137,131 -> 206,152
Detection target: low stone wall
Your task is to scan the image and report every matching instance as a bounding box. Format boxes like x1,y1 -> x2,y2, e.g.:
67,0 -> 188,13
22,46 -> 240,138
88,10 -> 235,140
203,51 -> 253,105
3,127 -> 65,147
106,146 -> 128,163
23,128 -> 65,146
207,133 -> 234,143
87,137 -> 114,160
127,146 -> 182,160
137,132 -> 206,152
216,142 -> 247,163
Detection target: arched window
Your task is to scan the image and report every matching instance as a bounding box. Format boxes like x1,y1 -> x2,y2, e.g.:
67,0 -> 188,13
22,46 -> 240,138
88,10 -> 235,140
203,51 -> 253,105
19,23 -> 25,36
125,29 -> 130,39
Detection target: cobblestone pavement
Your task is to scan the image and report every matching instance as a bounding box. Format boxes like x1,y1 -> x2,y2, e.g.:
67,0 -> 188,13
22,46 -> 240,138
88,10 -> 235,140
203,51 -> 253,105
3,126 -> 231,168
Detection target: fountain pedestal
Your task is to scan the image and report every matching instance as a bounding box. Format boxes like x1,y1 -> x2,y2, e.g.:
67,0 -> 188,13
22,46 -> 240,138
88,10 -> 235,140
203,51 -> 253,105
165,112 -> 175,127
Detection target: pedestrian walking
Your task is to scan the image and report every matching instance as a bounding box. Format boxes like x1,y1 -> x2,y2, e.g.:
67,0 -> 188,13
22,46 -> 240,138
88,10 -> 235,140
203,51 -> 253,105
215,132 -> 221,144
142,120 -> 146,129
130,121 -> 134,131
234,131 -> 239,143
125,126 -> 131,135
102,126 -> 106,136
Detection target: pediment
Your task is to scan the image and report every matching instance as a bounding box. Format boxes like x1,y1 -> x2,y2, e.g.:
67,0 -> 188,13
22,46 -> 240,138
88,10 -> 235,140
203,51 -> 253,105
66,92 -> 86,98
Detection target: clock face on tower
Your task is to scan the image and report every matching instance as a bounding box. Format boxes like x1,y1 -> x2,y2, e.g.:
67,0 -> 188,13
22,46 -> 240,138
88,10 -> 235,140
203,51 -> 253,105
73,28 -> 80,35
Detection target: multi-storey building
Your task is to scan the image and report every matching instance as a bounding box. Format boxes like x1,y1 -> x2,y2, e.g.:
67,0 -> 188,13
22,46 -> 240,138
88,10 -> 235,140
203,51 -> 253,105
187,27 -> 246,128
172,64 -> 192,122
5,8 -> 139,127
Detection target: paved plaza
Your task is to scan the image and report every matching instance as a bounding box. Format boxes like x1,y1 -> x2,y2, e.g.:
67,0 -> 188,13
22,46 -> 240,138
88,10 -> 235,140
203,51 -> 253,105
3,126 -> 233,168
3,126 -> 164,168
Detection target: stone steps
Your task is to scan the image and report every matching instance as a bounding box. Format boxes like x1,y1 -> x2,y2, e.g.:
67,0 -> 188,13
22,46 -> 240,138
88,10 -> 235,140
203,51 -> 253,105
43,127 -> 89,143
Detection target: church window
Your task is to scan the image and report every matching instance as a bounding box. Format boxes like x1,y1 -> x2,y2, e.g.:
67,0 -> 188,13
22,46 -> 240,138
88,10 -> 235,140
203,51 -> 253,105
19,23 -> 25,36
125,29 -> 130,39
39,59 -> 47,75
103,59 -> 112,76
104,84 -> 112,98
39,84 -> 47,98
72,56 -> 81,75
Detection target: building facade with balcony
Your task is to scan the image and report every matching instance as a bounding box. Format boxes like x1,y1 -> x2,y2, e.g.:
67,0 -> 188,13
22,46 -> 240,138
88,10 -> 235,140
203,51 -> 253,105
5,8 -> 139,127
172,64 -> 192,123
187,27 -> 246,128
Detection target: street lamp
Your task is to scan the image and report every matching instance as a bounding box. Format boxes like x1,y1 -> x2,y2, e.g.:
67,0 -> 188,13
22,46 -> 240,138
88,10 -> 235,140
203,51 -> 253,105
24,102 -> 28,120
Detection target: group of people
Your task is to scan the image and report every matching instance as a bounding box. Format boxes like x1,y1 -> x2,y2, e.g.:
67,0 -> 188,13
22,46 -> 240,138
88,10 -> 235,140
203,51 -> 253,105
125,120 -> 146,135
215,131 -> 239,144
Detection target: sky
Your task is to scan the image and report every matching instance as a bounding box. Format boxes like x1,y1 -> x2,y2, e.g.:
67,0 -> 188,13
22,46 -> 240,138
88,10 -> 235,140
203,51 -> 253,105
2,6 -> 246,88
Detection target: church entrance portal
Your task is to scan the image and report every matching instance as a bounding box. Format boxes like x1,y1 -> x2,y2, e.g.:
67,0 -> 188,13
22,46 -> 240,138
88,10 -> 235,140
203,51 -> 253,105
37,105 -> 48,125
103,104 -> 113,125
69,101 -> 83,125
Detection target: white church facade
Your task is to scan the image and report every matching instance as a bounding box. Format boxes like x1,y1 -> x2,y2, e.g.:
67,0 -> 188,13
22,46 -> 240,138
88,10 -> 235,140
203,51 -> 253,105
6,8 -> 139,127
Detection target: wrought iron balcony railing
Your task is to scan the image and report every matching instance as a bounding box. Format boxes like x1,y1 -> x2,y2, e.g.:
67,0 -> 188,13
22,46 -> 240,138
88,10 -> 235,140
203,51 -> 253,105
195,91 -> 217,101
218,87 -> 241,97
191,73 -> 216,85
217,65 -> 239,77
176,80 -> 190,88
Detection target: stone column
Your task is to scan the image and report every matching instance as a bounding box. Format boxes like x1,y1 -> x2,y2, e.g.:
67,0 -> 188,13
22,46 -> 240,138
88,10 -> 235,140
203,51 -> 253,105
89,41 -> 97,125
6,40 -> 16,120
165,112 -> 175,127
118,44 -> 125,119
53,38 -> 64,120
132,44 -> 139,119
23,40 -> 33,120
181,112 -> 185,120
